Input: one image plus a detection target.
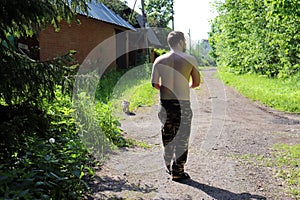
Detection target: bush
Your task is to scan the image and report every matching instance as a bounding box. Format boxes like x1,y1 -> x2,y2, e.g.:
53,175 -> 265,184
95,70 -> 124,103
96,101 -> 132,147
73,71 -> 133,150
0,88 -> 94,199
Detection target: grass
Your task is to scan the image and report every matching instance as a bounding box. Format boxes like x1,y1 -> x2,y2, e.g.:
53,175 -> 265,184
95,66 -> 158,148
218,67 -> 300,198
127,138 -> 154,149
122,81 -> 158,111
271,144 -> 300,198
217,69 -> 300,113
110,78 -> 158,148
236,145 -> 300,199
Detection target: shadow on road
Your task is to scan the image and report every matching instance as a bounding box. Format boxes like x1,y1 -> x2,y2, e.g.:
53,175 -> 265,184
85,175 -> 158,199
176,179 -> 266,200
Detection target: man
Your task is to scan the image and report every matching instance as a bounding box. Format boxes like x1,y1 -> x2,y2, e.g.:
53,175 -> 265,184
151,31 -> 200,181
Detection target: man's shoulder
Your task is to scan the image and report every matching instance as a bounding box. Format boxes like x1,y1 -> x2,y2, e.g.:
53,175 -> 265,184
173,52 -> 196,64
180,52 -> 195,60
154,52 -> 172,63
158,52 -> 172,59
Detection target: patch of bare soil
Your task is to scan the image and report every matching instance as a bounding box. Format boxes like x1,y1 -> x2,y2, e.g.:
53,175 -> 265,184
85,67 -> 300,200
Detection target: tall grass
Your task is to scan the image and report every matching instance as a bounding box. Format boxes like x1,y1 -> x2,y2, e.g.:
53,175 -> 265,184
217,69 -> 300,113
96,65 -> 158,110
93,65 -> 158,146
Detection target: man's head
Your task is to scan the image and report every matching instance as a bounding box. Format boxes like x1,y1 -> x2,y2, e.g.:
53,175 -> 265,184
167,31 -> 186,52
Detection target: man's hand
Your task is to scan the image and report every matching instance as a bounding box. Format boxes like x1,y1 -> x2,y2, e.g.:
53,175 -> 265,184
152,83 -> 161,90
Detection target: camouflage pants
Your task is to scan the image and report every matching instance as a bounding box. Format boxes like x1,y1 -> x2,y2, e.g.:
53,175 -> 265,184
158,100 -> 193,175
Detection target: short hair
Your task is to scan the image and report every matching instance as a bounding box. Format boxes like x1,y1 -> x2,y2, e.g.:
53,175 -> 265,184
167,31 -> 185,47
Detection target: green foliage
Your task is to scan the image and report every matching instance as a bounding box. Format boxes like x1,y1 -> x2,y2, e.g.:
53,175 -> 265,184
95,70 -> 124,103
0,49 -> 76,108
102,0 -> 139,26
74,70 -> 134,149
126,81 -> 158,110
73,70 -> 133,151
0,0 -> 98,39
73,91 -> 112,159
0,0 -> 101,107
145,0 -> 174,28
154,48 -> 169,56
94,65 -> 158,145
96,65 -> 153,104
0,89 -> 94,199
0,1 -> 101,199
96,102 -> 132,147
0,104 -> 49,165
218,69 -> 300,113
210,0 -> 300,78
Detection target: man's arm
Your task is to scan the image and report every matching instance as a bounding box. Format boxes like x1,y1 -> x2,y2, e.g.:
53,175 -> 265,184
151,62 -> 161,90
189,57 -> 200,88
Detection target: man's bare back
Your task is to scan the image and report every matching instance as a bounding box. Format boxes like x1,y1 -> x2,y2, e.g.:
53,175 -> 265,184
151,51 -> 200,100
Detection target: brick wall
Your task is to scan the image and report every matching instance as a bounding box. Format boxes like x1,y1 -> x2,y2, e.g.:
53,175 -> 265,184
39,15 -> 128,70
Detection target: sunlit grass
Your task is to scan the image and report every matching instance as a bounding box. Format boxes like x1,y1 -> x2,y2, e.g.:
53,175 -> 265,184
217,69 -> 300,113
217,68 -> 300,198
95,67 -> 158,148
123,81 -> 158,111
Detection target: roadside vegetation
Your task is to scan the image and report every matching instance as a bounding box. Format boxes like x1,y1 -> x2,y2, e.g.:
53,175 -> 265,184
216,67 -> 299,199
271,144 -> 300,198
0,0 -> 165,198
96,66 -> 158,112
237,144 -> 300,199
2,0 -> 299,198
210,0 -> 300,198
93,65 -> 158,147
0,1 -> 97,198
217,69 -> 300,113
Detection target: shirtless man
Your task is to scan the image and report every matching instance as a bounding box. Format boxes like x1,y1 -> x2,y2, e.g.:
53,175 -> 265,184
151,31 -> 200,181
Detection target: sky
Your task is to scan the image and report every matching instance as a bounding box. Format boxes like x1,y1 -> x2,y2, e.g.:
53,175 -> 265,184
122,0 -> 217,42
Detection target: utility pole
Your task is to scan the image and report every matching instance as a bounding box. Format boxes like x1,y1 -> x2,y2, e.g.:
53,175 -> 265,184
141,0 -> 150,63
197,40 -> 200,58
141,0 -> 147,27
188,28 -> 192,54
171,0 -> 174,31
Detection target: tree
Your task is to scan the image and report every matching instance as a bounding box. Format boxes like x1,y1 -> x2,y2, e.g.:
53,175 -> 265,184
0,0 -> 99,198
209,0 -> 300,78
144,0 -> 174,28
0,0 -> 94,165
0,0 -> 99,107
102,0 -> 139,26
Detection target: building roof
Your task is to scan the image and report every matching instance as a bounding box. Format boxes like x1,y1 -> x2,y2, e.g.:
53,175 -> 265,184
83,2 -> 135,30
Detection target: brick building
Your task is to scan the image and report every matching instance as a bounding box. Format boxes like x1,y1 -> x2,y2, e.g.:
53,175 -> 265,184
18,3 -> 135,70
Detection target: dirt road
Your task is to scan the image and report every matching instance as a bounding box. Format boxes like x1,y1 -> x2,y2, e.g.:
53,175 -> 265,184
87,67 -> 300,200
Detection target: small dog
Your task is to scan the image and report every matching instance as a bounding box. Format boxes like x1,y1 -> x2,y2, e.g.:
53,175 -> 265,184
121,100 -> 130,113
